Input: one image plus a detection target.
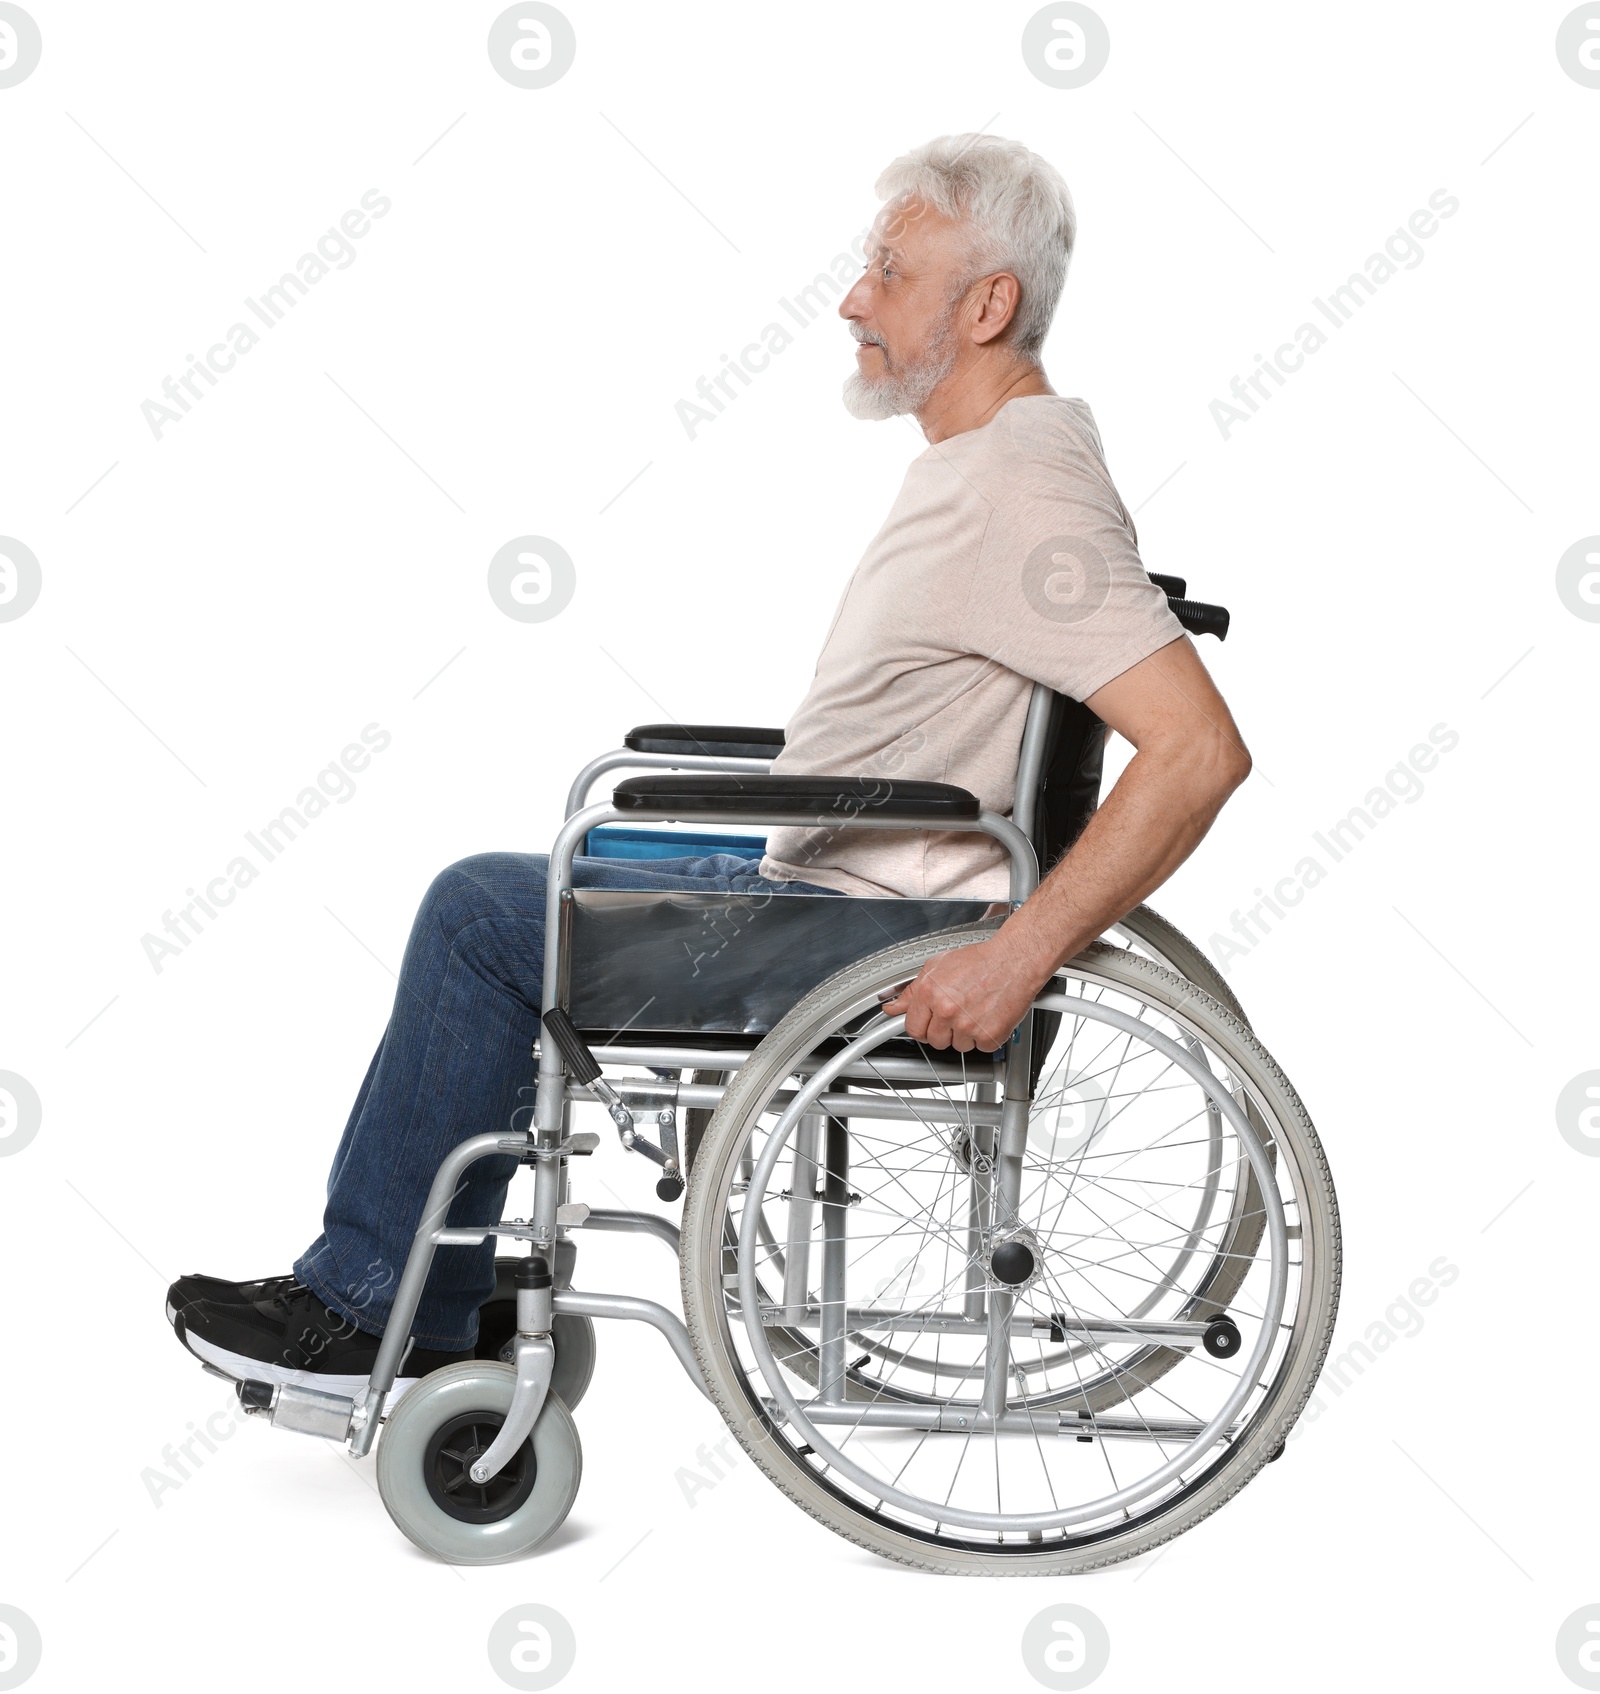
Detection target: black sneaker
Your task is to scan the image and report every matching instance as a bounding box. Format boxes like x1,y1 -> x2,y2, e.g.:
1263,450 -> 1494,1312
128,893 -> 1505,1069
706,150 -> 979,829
173,1281 -> 470,1398
164,1272 -> 299,1327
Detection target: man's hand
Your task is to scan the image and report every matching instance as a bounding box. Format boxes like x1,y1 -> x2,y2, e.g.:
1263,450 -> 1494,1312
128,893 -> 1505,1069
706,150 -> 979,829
881,934 -> 1051,1053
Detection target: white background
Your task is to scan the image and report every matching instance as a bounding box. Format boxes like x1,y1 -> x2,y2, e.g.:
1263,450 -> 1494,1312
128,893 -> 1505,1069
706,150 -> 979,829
2,2 -> 1597,1689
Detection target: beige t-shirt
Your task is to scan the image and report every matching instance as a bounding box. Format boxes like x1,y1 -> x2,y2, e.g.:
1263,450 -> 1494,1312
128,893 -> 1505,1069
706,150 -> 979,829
760,395 -> 1183,899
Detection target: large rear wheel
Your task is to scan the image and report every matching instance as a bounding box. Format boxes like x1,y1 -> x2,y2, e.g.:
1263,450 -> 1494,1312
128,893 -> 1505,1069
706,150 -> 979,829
681,926 -> 1338,1574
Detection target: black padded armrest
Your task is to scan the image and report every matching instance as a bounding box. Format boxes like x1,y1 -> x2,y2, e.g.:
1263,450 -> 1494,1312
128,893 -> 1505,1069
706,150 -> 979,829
612,773 -> 981,822
624,723 -> 785,760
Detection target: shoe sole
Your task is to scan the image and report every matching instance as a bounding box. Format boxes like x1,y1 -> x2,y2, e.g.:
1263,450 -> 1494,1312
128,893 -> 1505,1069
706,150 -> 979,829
178,1323 -> 427,1404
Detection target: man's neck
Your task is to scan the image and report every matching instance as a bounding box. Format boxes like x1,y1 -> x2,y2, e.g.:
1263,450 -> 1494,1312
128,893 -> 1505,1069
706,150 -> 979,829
916,359 -> 1056,444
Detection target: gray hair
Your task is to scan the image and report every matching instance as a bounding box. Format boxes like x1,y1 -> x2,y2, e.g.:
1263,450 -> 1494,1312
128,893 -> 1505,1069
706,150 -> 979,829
874,133 -> 1076,360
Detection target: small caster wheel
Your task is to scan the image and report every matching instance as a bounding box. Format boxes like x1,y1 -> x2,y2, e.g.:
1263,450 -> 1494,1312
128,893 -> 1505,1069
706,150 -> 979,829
1202,1314 -> 1242,1359
548,1314 -> 597,1411
477,1262 -> 596,1411
376,1361 -> 582,1564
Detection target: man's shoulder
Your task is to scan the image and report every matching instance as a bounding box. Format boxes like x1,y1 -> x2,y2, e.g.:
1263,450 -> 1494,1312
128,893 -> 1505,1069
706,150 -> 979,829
943,397 -> 1121,521
999,395 -> 1109,470
924,394 -> 1107,485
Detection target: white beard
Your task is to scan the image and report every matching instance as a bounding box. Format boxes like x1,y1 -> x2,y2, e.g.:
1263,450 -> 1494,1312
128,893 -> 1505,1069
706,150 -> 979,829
841,317 -> 959,420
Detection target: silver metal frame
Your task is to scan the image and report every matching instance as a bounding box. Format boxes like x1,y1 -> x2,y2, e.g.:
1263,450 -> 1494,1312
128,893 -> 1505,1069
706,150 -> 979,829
564,747 -> 776,818
343,795 -> 1036,1457
292,681 -> 1282,1547
343,694 -> 1058,1460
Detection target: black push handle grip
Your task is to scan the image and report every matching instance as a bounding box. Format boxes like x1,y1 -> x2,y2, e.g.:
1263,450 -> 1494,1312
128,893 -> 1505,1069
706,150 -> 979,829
1169,598 -> 1230,641
541,1006 -> 602,1085
1148,571 -> 1187,598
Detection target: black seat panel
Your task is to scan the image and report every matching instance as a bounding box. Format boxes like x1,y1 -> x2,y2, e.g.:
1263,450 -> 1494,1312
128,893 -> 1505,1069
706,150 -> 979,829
564,889 -> 992,1035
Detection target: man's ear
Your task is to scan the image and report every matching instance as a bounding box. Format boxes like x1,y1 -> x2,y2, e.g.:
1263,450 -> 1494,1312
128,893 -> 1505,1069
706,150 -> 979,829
969,272 -> 1023,345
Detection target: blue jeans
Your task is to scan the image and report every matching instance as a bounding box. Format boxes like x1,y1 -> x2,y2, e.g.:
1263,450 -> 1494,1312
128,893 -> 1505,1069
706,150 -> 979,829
293,851 -> 841,1349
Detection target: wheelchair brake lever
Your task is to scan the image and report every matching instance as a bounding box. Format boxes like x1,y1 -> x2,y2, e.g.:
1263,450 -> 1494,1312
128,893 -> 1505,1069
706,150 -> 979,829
543,1004 -> 633,1126
542,1006 -> 683,1192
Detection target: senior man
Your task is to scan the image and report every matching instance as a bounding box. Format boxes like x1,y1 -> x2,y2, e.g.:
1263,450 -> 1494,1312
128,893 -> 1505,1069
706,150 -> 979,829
169,133 -> 1250,1395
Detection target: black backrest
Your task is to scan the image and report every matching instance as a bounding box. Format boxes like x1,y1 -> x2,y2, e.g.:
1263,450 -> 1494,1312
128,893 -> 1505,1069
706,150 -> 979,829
1021,693 -> 1106,1091
1028,694 -> 1107,874
1021,583 -> 1232,872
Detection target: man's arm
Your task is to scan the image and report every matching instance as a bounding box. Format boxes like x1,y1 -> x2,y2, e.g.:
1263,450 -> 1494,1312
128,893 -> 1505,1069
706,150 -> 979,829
883,636 -> 1251,1051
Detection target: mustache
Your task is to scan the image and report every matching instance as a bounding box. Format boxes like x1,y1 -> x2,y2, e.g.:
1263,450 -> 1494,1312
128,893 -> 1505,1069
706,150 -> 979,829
850,327 -> 887,350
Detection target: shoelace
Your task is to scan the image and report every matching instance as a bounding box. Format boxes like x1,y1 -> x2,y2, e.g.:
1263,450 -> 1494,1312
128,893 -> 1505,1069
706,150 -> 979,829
266,1281 -> 315,1317
266,1282 -> 371,1349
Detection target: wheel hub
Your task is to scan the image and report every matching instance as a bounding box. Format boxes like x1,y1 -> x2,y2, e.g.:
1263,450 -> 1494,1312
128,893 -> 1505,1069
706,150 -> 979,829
984,1229 -> 1041,1289
422,1411 -> 538,1523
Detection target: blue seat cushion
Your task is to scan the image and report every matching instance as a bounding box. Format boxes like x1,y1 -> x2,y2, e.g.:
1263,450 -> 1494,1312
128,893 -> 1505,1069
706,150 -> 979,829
583,824 -> 768,862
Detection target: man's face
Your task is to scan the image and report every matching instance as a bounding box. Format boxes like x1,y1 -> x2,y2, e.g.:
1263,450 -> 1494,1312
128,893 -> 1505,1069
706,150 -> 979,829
840,196 -> 975,420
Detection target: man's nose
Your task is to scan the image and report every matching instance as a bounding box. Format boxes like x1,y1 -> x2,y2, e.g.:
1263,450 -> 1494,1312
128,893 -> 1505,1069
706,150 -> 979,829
839,273 -> 871,320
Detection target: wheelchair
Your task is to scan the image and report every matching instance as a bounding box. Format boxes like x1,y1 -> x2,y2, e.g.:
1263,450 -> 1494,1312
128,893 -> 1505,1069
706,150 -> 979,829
224,576 -> 1341,1574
